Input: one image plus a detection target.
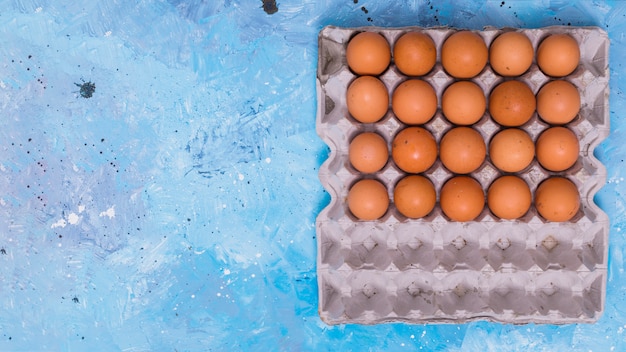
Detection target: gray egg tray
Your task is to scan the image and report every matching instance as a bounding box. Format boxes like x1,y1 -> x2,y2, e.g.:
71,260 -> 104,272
316,25 -> 609,325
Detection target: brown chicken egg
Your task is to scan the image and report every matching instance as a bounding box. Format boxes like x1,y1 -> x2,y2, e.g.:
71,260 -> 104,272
393,175 -> 436,219
392,127 -> 437,173
346,31 -> 391,75
393,31 -> 437,76
441,81 -> 486,125
347,179 -> 389,220
535,177 -> 580,222
349,132 -> 388,173
489,80 -> 536,127
487,175 -> 532,220
392,79 -> 438,125
489,128 -> 535,172
537,34 -> 580,77
346,76 -> 389,123
440,127 -> 486,174
536,80 -> 580,125
441,31 -> 488,78
536,126 -> 579,172
489,31 -> 534,77
440,176 -> 485,222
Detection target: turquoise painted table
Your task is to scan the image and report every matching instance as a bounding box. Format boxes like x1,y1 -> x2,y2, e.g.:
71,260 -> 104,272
0,1 -> 624,350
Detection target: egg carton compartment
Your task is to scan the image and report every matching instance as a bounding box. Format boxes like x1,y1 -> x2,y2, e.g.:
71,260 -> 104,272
316,25 -> 609,325
319,216 -> 606,273
319,268 -> 605,324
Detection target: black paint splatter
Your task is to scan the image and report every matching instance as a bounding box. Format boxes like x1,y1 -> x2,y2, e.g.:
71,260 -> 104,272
262,0 -> 278,15
74,80 -> 95,98
352,1 -> 372,23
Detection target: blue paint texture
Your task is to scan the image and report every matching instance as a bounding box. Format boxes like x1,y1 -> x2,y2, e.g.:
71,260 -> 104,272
0,0 -> 625,350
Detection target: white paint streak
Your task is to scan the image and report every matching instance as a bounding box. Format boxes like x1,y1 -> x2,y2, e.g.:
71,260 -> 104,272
51,219 -> 67,228
99,206 -> 116,219
238,173 -> 244,181
265,157 -> 271,163
67,213 -> 80,225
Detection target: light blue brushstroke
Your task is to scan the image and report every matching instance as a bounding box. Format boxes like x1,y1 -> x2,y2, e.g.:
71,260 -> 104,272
0,0 -> 624,351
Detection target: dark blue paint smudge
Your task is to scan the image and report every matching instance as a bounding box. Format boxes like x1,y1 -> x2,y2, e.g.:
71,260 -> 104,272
262,0 -> 278,15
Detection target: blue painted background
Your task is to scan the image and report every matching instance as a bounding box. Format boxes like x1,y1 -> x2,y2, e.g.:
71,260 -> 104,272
0,0 -> 624,351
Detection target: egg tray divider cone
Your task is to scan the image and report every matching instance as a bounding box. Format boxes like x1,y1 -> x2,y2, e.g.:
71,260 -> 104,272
315,25 -> 610,325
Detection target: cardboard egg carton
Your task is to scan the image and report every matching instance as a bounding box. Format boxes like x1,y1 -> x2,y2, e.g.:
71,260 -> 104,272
316,25 -> 609,325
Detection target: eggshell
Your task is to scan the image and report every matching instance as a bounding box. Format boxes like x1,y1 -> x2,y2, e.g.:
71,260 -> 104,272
349,132 -> 388,173
346,31 -> 391,75
391,127 -> 437,173
536,80 -> 580,125
536,126 -> 579,172
487,175 -> 531,219
489,128 -> 535,172
392,79 -> 437,125
535,177 -> 580,222
440,176 -> 485,222
346,76 -> 389,123
441,31 -> 488,78
537,34 -> 580,77
489,31 -> 534,76
393,175 -> 436,218
489,80 -> 536,127
440,127 -> 486,174
347,179 -> 389,220
393,31 -> 436,76
441,81 -> 486,125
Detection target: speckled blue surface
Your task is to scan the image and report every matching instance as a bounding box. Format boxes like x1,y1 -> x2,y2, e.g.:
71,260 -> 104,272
0,0 -> 624,351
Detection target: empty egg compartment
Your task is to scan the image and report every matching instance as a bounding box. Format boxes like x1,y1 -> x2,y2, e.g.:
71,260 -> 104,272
316,25 -> 609,324
318,209 -> 607,273
318,268 -> 606,324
